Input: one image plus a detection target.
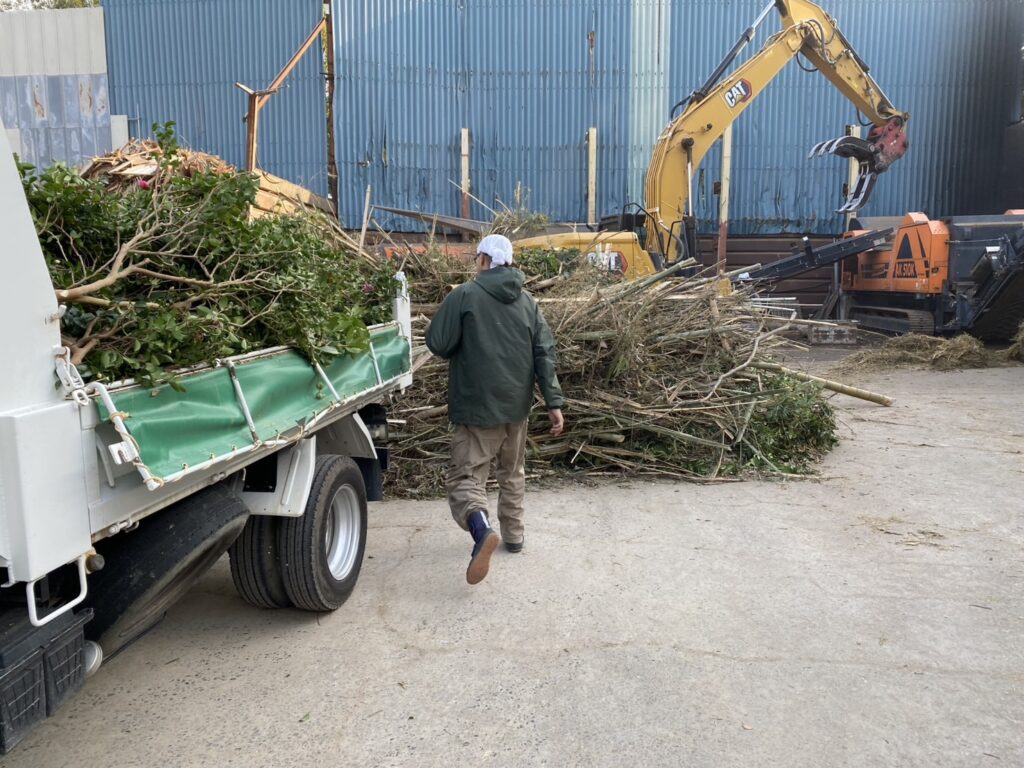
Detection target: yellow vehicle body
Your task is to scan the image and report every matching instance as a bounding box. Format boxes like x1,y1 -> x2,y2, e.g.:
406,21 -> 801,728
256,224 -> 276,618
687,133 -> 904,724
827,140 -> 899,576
514,231 -> 657,280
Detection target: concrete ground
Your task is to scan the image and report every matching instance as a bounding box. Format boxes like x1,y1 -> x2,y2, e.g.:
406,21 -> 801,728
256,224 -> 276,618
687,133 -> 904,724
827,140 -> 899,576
7,366 -> 1023,768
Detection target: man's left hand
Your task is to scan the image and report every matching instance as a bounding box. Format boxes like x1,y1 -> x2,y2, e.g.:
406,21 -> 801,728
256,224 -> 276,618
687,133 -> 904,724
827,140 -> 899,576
548,408 -> 565,436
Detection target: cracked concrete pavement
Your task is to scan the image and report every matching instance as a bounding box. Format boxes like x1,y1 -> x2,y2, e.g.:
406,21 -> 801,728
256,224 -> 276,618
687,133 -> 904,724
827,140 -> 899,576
6,366 -> 1023,767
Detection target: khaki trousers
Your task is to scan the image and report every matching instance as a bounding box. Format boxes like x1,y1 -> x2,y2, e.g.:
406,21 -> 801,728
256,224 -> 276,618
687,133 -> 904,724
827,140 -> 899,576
445,421 -> 528,544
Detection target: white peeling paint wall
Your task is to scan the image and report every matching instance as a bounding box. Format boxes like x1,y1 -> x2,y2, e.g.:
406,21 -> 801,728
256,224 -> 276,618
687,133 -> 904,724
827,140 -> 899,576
0,7 -> 126,167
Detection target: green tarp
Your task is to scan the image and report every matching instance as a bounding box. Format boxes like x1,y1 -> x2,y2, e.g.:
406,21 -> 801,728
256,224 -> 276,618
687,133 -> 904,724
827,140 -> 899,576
99,325 -> 410,481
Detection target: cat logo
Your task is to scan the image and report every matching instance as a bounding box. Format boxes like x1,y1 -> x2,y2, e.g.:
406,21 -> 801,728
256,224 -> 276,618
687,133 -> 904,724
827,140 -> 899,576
723,79 -> 752,109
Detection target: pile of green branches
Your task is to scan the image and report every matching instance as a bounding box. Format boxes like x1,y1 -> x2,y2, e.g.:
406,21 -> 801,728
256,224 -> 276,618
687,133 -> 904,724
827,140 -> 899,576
386,251 -> 838,498
21,126 -> 396,386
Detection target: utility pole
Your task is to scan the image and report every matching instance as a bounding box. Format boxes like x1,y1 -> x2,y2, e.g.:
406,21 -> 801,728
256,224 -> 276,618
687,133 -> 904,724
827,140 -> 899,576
324,0 -> 340,216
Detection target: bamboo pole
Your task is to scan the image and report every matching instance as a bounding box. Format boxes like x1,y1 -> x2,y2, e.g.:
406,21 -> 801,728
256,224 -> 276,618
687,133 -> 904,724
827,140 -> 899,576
751,361 -> 894,406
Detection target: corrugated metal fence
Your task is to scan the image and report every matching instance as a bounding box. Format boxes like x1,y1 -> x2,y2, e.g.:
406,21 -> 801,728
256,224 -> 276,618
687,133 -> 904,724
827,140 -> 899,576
335,1 -> 634,227
100,0 -> 1024,233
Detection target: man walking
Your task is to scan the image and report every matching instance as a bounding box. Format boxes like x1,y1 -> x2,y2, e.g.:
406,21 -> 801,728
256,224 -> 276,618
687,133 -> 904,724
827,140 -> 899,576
425,234 -> 564,585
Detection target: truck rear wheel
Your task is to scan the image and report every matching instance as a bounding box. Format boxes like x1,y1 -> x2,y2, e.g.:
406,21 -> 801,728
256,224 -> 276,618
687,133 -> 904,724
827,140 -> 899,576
86,485 -> 249,657
278,455 -> 367,611
228,515 -> 292,609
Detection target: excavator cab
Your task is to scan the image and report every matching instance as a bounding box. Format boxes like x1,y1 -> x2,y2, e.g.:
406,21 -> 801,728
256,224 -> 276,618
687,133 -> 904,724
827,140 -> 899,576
599,209 -> 698,271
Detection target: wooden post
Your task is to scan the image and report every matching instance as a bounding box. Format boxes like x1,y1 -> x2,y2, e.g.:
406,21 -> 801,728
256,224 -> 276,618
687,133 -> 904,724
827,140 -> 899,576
244,90 -> 260,172
716,124 -> 733,273
358,184 -> 372,254
255,18 -> 328,112
460,128 -> 471,219
586,127 -> 598,227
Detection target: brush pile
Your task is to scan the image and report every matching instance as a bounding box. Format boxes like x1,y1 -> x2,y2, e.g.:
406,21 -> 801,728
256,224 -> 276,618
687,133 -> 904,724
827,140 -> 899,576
386,248 -> 839,498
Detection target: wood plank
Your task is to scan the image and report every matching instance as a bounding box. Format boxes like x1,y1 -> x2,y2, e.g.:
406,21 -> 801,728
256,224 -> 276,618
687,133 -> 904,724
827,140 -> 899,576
256,171 -> 334,215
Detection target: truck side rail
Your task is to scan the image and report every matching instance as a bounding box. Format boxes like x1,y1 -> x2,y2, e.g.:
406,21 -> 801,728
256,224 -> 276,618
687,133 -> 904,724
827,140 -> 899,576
92,323 -> 410,490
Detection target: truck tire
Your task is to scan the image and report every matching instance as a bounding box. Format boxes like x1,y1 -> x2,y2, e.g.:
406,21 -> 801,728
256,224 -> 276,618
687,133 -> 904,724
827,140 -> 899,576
278,455 -> 367,611
228,515 -> 291,609
86,485 -> 249,657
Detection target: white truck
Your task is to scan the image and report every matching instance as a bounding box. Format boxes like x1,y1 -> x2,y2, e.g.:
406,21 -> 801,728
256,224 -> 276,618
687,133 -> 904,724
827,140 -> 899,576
0,117 -> 412,752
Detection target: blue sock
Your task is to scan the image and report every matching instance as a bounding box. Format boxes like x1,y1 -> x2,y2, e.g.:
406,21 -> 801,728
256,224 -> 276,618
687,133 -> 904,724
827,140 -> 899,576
467,510 -> 491,542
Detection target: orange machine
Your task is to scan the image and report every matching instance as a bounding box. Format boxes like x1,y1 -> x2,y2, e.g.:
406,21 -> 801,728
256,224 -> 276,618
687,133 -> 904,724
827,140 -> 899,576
840,212 -> 1024,339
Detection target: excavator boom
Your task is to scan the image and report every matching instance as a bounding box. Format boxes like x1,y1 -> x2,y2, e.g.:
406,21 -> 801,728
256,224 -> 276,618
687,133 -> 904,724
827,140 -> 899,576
646,0 -> 909,264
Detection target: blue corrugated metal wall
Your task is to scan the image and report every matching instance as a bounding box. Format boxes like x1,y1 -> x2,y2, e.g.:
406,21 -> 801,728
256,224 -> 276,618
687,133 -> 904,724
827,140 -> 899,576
104,0 -> 1024,234
336,1 -> 633,229
103,0 -> 328,194
335,1 -> 462,227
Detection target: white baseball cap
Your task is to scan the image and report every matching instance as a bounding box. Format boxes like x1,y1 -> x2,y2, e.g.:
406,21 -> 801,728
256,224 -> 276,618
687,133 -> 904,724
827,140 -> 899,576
477,234 -> 514,266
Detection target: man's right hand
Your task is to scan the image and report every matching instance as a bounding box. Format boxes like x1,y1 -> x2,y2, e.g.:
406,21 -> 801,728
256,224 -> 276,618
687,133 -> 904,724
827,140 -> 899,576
548,408 -> 565,436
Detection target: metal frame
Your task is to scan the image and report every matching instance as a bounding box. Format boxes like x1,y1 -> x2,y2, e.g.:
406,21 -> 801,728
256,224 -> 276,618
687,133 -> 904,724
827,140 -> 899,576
26,555 -> 87,627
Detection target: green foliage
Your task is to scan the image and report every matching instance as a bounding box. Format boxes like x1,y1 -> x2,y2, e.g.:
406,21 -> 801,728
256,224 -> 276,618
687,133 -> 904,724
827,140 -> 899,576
740,375 -> 838,473
21,125 -> 395,386
514,248 -> 581,280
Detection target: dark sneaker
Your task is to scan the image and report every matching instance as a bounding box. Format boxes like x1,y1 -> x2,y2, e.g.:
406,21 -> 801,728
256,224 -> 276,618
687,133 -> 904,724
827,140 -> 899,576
467,529 -> 499,584
504,539 -> 523,553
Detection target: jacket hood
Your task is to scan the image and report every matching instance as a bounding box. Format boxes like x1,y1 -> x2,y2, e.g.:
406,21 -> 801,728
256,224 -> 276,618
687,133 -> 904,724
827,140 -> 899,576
474,266 -> 525,304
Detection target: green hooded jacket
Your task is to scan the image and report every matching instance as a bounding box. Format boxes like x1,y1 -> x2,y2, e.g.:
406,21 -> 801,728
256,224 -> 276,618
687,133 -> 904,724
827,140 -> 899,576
425,266 -> 563,426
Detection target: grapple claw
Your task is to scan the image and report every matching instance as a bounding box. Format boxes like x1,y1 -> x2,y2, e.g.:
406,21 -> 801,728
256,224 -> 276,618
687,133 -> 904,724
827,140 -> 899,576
807,140 -> 829,159
837,169 -> 877,214
809,116 -> 907,212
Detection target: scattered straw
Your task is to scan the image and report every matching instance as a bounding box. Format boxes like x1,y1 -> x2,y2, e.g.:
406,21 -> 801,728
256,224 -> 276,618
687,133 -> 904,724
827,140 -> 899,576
832,333 -> 1020,376
1004,322 -> 1024,363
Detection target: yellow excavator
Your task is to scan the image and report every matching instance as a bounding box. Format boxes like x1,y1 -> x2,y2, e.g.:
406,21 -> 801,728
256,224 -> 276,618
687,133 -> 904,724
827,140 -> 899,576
380,0 -> 909,281
513,0 -> 909,279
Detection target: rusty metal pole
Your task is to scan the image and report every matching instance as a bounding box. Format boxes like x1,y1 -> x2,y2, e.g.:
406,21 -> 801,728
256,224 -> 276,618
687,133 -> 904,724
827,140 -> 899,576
237,15 -> 327,176
844,124 -> 861,232
324,0 -> 340,217
236,85 -> 261,172
247,93 -> 260,172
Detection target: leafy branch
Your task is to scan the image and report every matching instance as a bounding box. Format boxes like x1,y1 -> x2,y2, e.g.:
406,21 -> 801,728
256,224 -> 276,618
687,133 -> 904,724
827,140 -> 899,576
22,124 -> 396,386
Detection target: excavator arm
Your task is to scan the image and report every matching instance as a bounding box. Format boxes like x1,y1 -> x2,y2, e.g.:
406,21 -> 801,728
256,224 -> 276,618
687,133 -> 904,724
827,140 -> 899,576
645,0 -> 909,264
